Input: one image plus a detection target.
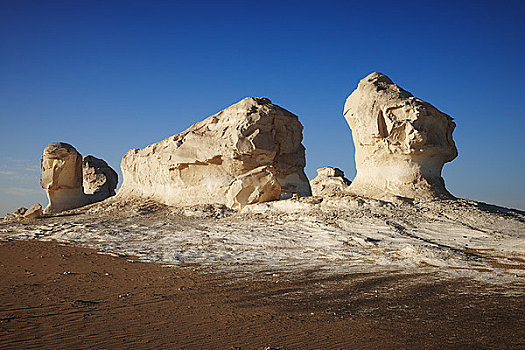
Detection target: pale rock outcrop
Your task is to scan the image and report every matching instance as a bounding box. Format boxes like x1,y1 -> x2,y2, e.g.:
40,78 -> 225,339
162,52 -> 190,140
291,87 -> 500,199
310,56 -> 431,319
3,203 -> 43,221
310,167 -> 352,197
41,142 -> 117,213
225,166 -> 281,210
83,155 -> 118,201
41,142 -> 87,213
3,213 -> 16,221
343,72 -> 457,199
13,207 -> 27,217
3,207 -> 27,221
23,203 -> 43,219
118,97 -> 311,208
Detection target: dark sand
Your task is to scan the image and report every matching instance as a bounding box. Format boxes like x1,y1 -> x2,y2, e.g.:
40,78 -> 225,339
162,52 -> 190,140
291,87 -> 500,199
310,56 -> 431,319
0,240 -> 523,349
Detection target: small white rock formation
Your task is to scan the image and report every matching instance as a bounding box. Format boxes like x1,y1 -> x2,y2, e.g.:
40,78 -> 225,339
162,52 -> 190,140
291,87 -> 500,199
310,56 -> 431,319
225,166 -> 281,210
343,72 -> 457,199
40,142 -> 117,213
3,203 -> 43,221
13,207 -> 27,216
118,97 -> 311,208
83,155 -> 118,201
24,203 -> 43,219
310,167 -> 352,197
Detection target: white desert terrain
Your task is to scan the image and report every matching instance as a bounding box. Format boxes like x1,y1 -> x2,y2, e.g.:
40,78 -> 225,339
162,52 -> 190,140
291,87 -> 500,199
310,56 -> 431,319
1,72 -> 524,348
2,72 -> 524,289
2,194 -> 524,290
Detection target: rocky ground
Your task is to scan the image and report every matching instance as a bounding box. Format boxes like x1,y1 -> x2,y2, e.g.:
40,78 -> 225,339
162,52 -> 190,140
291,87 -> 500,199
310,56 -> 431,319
1,195 -> 524,348
2,194 -> 524,286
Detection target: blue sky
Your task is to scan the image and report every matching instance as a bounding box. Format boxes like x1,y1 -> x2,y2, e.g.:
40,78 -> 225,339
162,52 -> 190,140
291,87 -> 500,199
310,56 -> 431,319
1,0 -> 524,215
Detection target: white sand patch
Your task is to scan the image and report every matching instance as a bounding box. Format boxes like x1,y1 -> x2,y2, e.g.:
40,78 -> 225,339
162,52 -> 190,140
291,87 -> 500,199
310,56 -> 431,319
1,196 -> 524,286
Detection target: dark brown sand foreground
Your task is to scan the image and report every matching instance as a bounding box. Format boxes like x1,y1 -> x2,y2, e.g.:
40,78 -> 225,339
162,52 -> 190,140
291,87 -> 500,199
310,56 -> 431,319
0,240 -> 524,349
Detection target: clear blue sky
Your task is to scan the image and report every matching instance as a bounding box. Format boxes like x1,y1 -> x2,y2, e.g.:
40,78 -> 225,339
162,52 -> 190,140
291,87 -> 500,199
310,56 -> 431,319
1,0 -> 524,215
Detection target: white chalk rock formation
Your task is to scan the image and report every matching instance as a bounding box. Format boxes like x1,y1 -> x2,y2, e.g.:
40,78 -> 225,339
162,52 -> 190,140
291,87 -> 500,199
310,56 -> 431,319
41,142 -> 87,213
225,166 -> 281,210
83,155 -> 118,202
2,205 -> 42,221
23,203 -> 43,219
310,167 -> 352,197
118,97 -> 311,208
41,142 -> 117,213
343,72 -> 457,199
13,207 -> 27,217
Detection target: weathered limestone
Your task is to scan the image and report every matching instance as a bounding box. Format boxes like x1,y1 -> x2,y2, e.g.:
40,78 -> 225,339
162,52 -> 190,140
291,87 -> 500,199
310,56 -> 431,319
23,203 -> 43,219
3,203 -> 43,221
3,207 -> 27,221
118,97 -> 311,208
83,155 -> 118,201
13,207 -> 27,217
3,213 -> 15,221
343,72 -> 457,199
40,142 -> 117,213
41,142 -> 87,213
225,166 -> 281,210
310,167 -> 352,197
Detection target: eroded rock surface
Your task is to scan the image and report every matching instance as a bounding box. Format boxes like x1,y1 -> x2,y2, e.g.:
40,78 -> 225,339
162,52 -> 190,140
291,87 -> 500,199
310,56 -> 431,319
225,166 -> 281,210
118,97 -> 311,208
310,167 -> 352,197
343,72 -> 457,199
40,142 -> 117,213
23,203 -> 43,219
3,205 -> 42,221
83,155 -> 118,201
41,142 -> 87,213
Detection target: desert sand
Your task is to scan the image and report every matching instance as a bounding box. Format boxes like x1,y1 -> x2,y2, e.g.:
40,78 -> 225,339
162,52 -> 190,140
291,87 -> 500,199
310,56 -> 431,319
0,239 -> 523,349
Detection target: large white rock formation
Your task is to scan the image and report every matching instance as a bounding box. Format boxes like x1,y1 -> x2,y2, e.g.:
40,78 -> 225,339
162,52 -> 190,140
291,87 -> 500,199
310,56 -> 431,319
310,167 -> 352,197
343,72 -> 457,199
40,142 -> 117,213
118,97 -> 311,208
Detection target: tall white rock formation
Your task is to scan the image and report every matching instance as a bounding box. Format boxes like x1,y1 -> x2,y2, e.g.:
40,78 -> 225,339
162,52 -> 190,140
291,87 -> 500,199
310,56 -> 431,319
40,142 -> 118,213
343,72 -> 457,199
41,143 -> 87,213
118,97 -> 311,208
